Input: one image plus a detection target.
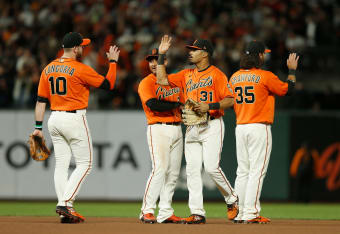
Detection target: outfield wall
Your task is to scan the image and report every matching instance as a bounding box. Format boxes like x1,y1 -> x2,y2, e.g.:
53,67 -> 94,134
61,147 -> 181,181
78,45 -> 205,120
0,110 -> 339,201
0,111 -> 151,200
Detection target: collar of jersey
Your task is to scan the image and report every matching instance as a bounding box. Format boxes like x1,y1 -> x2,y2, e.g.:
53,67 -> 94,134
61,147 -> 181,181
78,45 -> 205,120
59,57 -> 76,61
197,65 -> 211,73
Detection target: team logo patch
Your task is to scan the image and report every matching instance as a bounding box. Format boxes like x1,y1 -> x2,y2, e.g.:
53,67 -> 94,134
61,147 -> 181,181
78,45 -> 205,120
227,83 -> 233,94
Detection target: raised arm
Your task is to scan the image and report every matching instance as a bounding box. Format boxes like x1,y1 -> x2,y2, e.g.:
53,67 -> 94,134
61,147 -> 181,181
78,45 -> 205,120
99,45 -> 120,90
287,53 -> 299,82
286,53 -> 299,95
156,35 -> 172,85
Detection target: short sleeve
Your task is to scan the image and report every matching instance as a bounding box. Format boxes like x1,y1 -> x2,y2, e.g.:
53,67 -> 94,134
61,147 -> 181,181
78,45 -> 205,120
263,71 -> 288,96
37,70 -> 50,99
79,64 -> 105,88
167,69 -> 187,88
138,78 -> 155,104
214,70 -> 233,100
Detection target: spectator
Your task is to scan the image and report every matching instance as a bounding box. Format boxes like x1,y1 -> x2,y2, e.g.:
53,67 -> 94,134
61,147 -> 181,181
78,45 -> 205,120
0,0 -> 338,110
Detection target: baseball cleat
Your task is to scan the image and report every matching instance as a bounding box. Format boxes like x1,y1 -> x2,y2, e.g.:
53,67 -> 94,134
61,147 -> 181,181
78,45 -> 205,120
245,216 -> 271,224
227,199 -> 239,220
56,206 -> 85,223
140,213 -> 157,224
59,215 -> 75,224
233,219 -> 244,224
182,214 -> 206,224
161,214 -> 185,224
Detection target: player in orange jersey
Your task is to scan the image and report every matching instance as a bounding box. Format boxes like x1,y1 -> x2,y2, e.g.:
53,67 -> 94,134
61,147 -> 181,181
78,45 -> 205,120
228,41 -> 299,224
138,48 -> 184,224
156,35 -> 239,224
30,32 -> 120,223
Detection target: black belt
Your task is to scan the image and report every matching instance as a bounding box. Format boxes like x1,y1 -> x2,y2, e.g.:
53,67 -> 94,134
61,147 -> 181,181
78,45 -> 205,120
156,122 -> 181,126
51,110 -> 77,113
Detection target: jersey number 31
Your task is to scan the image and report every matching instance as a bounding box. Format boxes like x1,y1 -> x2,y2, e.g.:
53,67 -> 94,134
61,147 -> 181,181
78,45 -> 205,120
234,86 -> 255,104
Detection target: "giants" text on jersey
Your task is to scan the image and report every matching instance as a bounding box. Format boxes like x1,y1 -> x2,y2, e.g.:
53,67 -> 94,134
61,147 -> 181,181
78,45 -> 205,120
156,86 -> 180,100
186,76 -> 213,93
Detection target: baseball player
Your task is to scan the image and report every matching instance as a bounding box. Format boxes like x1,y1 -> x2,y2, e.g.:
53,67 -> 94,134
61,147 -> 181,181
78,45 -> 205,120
138,48 -> 184,224
30,32 -> 120,223
228,41 -> 299,223
156,35 -> 239,224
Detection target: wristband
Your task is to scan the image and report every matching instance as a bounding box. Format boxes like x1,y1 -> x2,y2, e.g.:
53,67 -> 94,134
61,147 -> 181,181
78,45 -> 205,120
35,121 -> 43,130
157,54 -> 165,65
288,69 -> 296,76
109,59 -> 117,63
209,102 -> 220,110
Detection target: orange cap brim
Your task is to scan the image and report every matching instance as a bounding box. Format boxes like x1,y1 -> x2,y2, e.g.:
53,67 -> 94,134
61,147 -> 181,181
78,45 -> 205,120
186,45 -> 201,50
265,49 -> 271,53
80,38 -> 91,46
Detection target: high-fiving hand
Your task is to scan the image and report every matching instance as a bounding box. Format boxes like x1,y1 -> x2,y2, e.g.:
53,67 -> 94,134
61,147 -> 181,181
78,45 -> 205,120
287,53 -> 299,70
158,35 -> 172,54
106,45 -> 120,62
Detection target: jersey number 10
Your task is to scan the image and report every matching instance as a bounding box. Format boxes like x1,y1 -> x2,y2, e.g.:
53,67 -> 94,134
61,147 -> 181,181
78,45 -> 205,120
48,76 -> 67,95
234,86 -> 255,104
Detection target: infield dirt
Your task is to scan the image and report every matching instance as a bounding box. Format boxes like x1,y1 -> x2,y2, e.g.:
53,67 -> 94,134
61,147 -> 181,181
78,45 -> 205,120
0,217 -> 339,234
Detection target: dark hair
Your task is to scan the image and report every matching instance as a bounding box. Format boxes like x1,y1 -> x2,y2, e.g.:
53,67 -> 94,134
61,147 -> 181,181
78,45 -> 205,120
239,53 -> 263,69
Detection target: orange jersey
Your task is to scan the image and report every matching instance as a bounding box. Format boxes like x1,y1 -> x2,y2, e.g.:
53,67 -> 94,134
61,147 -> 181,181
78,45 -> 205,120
229,68 -> 288,124
38,58 -> 116,111
138,73 -> 183,125
168,65 -> 232,118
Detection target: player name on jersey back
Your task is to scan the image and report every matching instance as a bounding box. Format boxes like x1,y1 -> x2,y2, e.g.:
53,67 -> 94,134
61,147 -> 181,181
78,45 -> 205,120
230,73 -> 261,85
44,64 -> 75,76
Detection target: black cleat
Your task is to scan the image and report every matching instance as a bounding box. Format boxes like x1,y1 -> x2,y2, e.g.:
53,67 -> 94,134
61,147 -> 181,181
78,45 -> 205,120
56,206 -> 85,223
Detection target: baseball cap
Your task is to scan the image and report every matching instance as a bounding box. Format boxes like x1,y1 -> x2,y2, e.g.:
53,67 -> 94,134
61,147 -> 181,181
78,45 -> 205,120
62,32 -> 91,48
186,39 -> 214,56
145,48 -> 163,61
245,41 -> 271,55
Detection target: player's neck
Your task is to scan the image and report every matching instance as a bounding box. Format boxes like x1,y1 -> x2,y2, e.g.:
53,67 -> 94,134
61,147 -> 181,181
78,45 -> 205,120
196,59 -> 210,72
61,52 -> 76,59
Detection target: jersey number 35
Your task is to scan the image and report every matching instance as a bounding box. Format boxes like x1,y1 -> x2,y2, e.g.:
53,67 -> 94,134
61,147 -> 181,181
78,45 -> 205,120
234,86 -> 255,104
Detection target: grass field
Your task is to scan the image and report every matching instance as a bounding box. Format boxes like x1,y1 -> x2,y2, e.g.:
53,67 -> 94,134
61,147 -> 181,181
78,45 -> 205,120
0,201 -> 339,220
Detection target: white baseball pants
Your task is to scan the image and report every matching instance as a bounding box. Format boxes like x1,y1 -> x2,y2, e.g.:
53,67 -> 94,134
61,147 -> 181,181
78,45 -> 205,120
234,123 -> 272,221
185,118 -> 238,217
140,124 -> 183,223
48,110 -> 93,207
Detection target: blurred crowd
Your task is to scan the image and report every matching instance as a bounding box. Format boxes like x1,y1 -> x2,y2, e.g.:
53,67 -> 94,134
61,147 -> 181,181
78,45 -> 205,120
0,0 -> 339,110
